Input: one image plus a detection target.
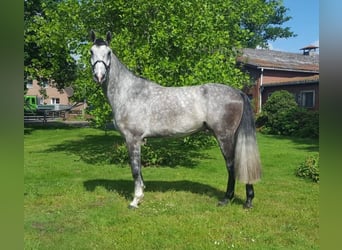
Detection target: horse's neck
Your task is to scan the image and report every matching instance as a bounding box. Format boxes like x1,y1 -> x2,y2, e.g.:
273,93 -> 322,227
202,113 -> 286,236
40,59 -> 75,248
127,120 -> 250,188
104,54 -> 141,109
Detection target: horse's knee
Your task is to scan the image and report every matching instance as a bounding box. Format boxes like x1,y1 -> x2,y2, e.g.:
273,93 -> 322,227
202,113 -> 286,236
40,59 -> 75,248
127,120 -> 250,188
131,168 -> 140,179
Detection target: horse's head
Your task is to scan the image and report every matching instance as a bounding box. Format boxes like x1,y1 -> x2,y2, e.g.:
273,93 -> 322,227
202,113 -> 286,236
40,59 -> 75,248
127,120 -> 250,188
90,31 -> 112,84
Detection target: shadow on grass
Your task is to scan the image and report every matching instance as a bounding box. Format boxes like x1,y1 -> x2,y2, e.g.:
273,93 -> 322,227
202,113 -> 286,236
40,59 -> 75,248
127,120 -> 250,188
261,134 -> 319,153
44,130 -> 214,168
83,178 -> 245,205
45,133 -> 125,165
279,135 -> 319,153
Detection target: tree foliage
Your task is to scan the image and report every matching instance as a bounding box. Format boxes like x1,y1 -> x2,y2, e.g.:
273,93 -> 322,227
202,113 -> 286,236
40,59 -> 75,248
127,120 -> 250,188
24,0 -> 295,126
24,0 -> 78,90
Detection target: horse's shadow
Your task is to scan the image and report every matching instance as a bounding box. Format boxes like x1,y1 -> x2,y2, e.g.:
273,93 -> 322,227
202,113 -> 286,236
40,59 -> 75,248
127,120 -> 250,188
83,179 -> 245,205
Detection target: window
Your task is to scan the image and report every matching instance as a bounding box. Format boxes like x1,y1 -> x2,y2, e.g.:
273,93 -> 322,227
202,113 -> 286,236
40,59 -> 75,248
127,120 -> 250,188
25,79 -> 33,89
299,90 -> 315,108
51,98 -> 60,105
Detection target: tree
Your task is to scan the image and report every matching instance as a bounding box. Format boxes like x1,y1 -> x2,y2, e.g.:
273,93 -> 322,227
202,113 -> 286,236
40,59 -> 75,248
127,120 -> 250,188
24,0 -> 295,126
75,0 -> 295,87
238,0 -> 296,48
24,0 -> 77,90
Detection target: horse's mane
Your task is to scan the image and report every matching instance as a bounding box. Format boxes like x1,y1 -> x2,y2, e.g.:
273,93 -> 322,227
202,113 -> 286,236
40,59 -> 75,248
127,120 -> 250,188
93,38 -> 108,46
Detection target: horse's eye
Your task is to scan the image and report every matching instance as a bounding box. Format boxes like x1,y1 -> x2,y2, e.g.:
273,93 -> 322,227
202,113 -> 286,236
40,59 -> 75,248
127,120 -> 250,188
90,50 -> 94,56
107,51 -> 111,57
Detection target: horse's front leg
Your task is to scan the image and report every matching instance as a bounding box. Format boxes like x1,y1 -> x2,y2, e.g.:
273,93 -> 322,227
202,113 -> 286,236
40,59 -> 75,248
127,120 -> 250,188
127,139 -> 145,209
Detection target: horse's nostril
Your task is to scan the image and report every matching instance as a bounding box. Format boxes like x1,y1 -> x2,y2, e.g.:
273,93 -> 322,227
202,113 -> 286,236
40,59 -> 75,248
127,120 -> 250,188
94,73 -> 103,83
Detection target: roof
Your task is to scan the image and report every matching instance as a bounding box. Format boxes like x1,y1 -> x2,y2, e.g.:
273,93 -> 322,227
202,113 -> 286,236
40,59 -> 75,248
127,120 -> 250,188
262,75 -> 319,87
237,48 -> 319,72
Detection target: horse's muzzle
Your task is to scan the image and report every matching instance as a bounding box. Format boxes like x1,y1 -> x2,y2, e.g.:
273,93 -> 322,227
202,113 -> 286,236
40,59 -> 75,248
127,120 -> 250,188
93,73 -> 106,84
92,60 -> 109,84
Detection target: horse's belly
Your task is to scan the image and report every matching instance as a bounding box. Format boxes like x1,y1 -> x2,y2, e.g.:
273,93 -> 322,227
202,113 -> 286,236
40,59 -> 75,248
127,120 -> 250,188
145,108 -> 206,137
147,122 -> 204,138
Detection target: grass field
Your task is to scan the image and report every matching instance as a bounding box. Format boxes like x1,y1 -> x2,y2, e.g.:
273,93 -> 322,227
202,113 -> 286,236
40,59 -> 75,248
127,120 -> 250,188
24,123 -> 319,249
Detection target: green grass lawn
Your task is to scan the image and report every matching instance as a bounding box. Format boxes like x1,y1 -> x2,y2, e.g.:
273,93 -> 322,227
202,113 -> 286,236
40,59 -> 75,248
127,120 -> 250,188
24,123 -> 319,249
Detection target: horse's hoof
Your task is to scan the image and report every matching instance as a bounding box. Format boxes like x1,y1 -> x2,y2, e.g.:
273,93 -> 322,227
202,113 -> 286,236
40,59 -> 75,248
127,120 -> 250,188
218,196 -> 235,206
243,202 -> 253,209
217,199 -> 229,206
128,204 -> 138,209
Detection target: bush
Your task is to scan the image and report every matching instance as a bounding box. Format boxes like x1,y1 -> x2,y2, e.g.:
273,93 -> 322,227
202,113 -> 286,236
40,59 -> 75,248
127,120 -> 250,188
293,109 -> 319,138
110,143 -> 129,166
256,90 -> 319,138
263,90 -> 298,115
110,131 -> 217,167
295,154 -> 319,183
259,90 -> 299,135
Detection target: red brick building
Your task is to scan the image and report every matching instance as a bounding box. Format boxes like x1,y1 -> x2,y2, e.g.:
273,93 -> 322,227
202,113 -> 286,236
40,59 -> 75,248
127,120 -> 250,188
25,79 -> 86,115
237,47 -> 319,113
25,79 -> 70,106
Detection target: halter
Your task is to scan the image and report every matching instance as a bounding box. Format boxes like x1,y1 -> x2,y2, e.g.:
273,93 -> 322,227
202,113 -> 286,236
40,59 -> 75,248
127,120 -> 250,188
91,60 -> 110,72
91,59 -> 111,83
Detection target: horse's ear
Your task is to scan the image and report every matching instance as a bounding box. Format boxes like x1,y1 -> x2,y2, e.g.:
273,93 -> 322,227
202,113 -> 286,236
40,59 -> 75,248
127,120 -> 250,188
90,30 -> 96,43
106,31 -> 112,44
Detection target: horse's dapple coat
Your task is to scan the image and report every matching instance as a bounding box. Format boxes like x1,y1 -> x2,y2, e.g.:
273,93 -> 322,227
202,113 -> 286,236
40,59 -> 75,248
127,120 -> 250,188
90,31 -> 261,209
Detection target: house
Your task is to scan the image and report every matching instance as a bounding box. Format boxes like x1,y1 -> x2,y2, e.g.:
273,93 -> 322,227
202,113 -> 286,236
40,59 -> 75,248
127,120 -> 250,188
25,79 -> 86,117
237,46 -> 319,113
25,79 -> 71,106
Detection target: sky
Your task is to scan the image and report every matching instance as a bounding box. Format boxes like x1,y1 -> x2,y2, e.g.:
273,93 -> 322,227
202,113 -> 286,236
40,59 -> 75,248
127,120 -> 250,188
267,0 -> 319,54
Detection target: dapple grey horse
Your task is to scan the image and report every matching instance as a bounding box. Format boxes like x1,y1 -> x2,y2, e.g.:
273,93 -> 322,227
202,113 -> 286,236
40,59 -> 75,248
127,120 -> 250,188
89,31 -> 261,209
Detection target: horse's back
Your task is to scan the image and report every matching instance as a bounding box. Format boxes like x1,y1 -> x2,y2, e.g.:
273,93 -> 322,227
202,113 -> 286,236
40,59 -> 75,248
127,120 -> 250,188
147,83 -> 243,136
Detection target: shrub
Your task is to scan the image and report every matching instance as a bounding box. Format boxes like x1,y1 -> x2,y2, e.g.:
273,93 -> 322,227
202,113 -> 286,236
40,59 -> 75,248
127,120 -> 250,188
263,90 -> 298,115
257,90 -> 319,138
260,90 -> 299,136
110,143 -> 129,166
109,131 -> 216,167
296,154 -> 319,183
294,109 -> 319,138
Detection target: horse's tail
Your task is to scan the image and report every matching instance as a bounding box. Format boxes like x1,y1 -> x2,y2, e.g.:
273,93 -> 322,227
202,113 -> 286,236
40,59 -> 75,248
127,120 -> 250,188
234,92 -> 261,184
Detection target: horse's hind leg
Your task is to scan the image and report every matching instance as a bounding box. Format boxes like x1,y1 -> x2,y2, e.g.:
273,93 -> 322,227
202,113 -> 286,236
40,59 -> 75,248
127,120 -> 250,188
244,184 -> 254,209
216,134 -> 236,206
218,162 -> 235,206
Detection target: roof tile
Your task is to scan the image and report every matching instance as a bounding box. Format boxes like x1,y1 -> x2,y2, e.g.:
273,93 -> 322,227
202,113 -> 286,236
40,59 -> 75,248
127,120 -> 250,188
237,48 -> 319,72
